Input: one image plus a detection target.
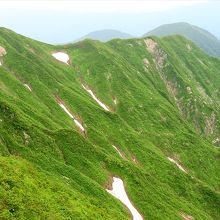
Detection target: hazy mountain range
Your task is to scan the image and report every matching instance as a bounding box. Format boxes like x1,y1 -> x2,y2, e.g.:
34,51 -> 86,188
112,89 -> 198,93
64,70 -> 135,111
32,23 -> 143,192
144,22 -> 220,58
75,22 -> 220,58
75,29 -> 134,42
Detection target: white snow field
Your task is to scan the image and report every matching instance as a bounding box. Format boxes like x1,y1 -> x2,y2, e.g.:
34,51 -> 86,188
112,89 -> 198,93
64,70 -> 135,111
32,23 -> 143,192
58,103 -> 85,132
107,177 -> 143,220
82,84 -> 110,111
52,52 -> 70,65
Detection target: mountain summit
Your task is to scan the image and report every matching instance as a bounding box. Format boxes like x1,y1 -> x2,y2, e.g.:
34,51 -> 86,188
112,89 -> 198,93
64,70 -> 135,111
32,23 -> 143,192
75,29 -> 134,42
144,22 -> 220,58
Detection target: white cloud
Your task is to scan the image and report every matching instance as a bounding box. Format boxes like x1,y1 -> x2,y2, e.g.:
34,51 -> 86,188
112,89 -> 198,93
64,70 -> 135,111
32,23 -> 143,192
0,0 -> 207,13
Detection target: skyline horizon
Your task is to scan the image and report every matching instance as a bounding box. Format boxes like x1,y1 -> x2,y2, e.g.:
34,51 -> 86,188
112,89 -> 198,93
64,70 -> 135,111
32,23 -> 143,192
0,0 -> 219,44
1,21 -> 220,45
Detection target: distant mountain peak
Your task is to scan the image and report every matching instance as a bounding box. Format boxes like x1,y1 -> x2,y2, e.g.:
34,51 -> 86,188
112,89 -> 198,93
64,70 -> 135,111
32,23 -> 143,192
144,22 -> 220,58
75,29 -> 134,42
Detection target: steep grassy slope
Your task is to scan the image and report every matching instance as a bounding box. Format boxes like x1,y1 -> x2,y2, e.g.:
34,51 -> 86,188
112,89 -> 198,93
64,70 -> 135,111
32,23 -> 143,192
0,156 -> 131,220
0,27 -> 220,219
145,22 -> 220,58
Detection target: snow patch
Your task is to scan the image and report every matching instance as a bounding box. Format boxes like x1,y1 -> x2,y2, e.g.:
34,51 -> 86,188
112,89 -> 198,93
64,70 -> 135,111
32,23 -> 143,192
82,84 -> 110,111
168,157 -> 187,173
58,103 -> 85,132
74,119 -> 85,132
107,177 -> 143,220
24,84 -> 32,92
52,52 -> 69,65
112,145 -> 123,158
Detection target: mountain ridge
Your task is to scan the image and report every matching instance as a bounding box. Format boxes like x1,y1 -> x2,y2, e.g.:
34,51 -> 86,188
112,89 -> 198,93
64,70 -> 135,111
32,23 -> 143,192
74,29 -> 134,42
144,22 -> 220,58
73,23 -> 220,59
0,27 -> 220,219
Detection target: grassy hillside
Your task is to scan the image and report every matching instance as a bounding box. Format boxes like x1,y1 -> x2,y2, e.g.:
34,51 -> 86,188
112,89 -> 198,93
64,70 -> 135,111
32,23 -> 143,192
0,27 -> 220,219
145,22 -> 220,58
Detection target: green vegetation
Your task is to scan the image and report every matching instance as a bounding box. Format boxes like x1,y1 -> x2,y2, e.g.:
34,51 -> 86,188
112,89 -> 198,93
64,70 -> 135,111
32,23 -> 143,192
145,22 -> 220,58
0,156 -> 130,220
0,27 -> 219,219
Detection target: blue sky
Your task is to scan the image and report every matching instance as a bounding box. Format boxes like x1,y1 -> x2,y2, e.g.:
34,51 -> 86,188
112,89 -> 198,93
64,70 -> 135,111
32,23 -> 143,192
0,0 -> 219,44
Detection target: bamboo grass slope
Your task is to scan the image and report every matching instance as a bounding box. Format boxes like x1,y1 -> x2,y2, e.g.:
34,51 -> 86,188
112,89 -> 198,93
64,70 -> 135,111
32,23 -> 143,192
0,27 -> 220,220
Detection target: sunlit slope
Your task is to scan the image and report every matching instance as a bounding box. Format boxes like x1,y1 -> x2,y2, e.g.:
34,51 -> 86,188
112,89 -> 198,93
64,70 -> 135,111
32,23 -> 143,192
0,28 -> 219,219
0,156 -> 132,220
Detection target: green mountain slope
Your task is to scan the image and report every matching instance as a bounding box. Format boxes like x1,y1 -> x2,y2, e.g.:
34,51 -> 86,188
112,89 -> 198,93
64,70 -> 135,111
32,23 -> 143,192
75,29 -> 134,42
0,27 -> 220,219
144,22 -> 220,58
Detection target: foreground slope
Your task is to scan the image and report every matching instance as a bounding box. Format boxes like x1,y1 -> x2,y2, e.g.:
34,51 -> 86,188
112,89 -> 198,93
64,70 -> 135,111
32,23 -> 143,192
145,22 -> 220,58
0,27 -> 220,219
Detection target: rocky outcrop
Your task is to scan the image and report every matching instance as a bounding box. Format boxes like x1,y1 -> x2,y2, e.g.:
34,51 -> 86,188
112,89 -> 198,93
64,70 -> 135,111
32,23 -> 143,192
0,46 -> 6,56
144,38 -> 167,70
0,46 -> 6,66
